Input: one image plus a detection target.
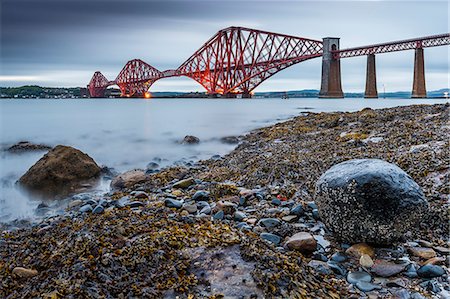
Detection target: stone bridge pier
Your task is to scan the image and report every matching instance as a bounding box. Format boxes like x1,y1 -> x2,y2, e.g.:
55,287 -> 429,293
319,37 -> 344,98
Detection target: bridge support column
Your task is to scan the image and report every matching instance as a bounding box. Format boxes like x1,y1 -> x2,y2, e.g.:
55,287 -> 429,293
319,37 -> 344,98
412,47 -> 427,98
364,54 -> 378,98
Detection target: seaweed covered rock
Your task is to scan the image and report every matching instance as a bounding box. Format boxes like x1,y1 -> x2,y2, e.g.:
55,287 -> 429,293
18,145 -> 101,198
315,159 -> 428,244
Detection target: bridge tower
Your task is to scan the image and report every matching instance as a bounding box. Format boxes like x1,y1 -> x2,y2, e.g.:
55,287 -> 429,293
412,47 -> 427,98
364,54 -> 378,98
319,37 -> 344,98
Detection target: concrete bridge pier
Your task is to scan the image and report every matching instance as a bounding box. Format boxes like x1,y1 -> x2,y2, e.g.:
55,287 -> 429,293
241,91 -> 252,98
364,54 -> 378,98
412,47 -> 427,98
319,37 -> 344,98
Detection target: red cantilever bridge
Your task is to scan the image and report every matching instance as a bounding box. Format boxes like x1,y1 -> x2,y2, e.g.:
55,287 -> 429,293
88,27 -> 450,98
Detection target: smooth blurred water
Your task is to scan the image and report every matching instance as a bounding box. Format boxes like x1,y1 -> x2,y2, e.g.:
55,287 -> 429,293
0,97 -> 448,222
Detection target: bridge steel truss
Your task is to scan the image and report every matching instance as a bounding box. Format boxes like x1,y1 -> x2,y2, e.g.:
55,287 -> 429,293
177,27 -> 323,97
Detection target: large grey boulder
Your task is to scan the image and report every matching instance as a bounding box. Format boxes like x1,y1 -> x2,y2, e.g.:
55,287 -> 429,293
18,145 -> 101,198
315,159 -> 428,244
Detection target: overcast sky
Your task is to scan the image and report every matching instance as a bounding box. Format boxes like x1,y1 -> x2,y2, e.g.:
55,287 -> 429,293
1,0 -> 448,92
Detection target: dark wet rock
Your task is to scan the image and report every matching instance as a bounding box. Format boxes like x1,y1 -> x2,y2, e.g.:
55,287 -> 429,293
307,260 -> 332,275
285,232 -> 317,253
271,198 -> 281,206
327,261 -> 347,276
420,280 -> 441,293
371,259 -> 407,277
164,198 -> 182,209
404,264 -> 418,278
146,162 -> 160,170
347,271 -> 372,285
213,210 -> 224,220
7,141 -> 51,153
182,135 -> 200,144
18,145 -> 101,198
79,204 -> 93,213
115,196 -> 130,208
331,252 -> 347,263
220,136 -> 240,144
92,205 -> 104,214
110,169 -> 147,190
311,209 -> 320,220
192,190 -> 210,201
315,159 -> 428,244
173,177 -> 195,189
290,204 -> 304,216
199,206 -> 211,215
233,211 -> 247,221
417,264 -> 445,278
127,201 -> 144,208
260,233 -> 281,245
355,281 -> 381,292
258,218 -> 281,228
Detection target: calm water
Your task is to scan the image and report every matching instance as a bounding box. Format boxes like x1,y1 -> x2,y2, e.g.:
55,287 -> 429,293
0,97 -> 448,222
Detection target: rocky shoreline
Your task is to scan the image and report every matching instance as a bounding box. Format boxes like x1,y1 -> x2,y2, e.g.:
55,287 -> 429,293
1,103 -> 449,298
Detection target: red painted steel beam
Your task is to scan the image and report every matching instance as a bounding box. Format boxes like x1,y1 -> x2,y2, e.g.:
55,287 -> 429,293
115,59 -> 163,97
176,27 -> 323,95
87,71 -> 113,98
334,33 -> 450,59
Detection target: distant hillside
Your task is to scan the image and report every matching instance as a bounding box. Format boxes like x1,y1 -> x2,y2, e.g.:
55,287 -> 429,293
1,85 -> 448,99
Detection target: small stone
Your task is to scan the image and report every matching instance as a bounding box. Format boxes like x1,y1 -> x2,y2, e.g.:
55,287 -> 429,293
79,204 -> 93,213
285,232 -> 317,253
68,199 -> 83,208
417,240 -> 433,248
192,190 -> 210,201
180,210 -> 189,216
247,218 -> 257,225
327,261 -> 347,276
12,267 -> 38,278
133,191 -> 148,199
403,264 -> 418,278
290,204 -> 304,216
408,247 -> 436,259
260,233 -> 281,245
417,264 -> 445,278
213,210 -> 224,220
433,246 -> 450,255
371,259 -> 407,277
331,252 -> 347,263
423,257 -> 445,265
182,203 -> 198,214
164,199 -> 183,209
360,254 -> 374,268
173,178 -> 195,189
312,209 -> 320,220
308,260 -> 332,275
271,198 -> 281,206
281,215 -> 298,223
347,271 -> 372,285
127,201 -> 144,208
346,243 -> 375,259
233,211 -> 247,221
181,135 -> 200,144
199,206 -> 211,214
258,218 -> 281,228
92,205 -> 104,214
355,281 -> 381,292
